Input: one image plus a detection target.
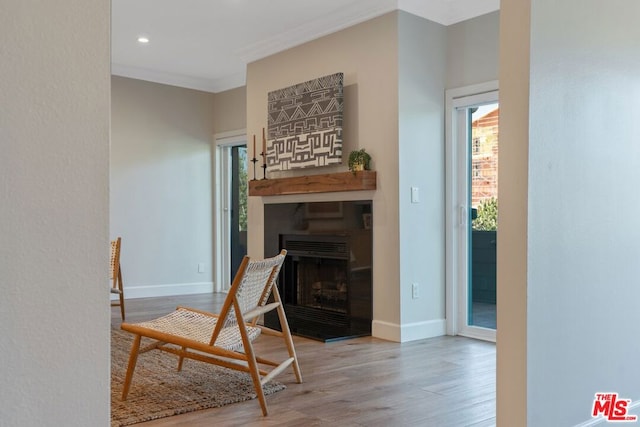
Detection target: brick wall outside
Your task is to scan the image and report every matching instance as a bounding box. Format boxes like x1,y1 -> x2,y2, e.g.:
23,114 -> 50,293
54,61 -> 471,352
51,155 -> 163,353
471,108 -> 499,207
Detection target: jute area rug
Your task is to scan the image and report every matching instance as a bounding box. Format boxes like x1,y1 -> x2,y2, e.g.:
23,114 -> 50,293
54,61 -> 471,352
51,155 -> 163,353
111,328 -> 285,426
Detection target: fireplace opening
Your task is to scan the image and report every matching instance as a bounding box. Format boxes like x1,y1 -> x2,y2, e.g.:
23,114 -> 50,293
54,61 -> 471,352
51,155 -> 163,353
263,201 -> 372,342
295,257 -> 349,313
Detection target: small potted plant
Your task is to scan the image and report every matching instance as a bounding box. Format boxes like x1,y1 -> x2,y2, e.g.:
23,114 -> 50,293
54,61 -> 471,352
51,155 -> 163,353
348,148 -> 371,172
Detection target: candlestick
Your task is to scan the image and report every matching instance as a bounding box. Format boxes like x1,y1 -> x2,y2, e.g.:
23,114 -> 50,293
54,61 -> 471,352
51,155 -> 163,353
261,127 -> 268,180
250,156 -> 258,181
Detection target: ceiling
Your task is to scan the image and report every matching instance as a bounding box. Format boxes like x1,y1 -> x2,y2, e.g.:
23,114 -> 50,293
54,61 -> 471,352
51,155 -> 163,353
111,0 -> 499,93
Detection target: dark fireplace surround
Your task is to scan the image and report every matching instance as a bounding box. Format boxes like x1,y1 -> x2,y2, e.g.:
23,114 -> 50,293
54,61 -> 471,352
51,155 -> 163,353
263,201 -> 372,341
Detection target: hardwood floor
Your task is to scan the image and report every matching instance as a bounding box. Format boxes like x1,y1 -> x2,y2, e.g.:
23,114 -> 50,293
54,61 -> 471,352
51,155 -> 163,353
112,293 -> 496,427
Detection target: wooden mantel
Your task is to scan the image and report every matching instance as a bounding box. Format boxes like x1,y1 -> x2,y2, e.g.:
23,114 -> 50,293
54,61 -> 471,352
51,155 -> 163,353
249,170 -> 376,196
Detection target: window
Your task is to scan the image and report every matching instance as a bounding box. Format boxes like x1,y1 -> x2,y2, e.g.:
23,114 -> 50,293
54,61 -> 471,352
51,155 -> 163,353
472,163 -> 481,178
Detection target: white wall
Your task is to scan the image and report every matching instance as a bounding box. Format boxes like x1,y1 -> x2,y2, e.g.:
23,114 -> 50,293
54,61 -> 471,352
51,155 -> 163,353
499,0 -> 640,425
111,77 -> 215,297
212,86 -> 247,134
446,11 -> 500,89
398,12 -> 448,340
528,1 -> 640,424
0,1 -> 111,425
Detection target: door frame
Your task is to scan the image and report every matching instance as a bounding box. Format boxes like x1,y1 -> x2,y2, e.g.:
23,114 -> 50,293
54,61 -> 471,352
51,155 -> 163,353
445,81 -> 498,342
213,129 -> 246,293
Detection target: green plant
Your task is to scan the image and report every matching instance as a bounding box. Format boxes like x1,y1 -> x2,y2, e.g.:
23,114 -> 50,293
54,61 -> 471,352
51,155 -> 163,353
348,149 -> 371,172
472,197 -> 498,231
238,148 -> 248,231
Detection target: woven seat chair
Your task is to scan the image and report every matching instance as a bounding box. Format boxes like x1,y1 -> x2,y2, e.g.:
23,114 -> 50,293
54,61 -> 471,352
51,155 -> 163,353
119,250 -> 302,416
110,237 -> 125,320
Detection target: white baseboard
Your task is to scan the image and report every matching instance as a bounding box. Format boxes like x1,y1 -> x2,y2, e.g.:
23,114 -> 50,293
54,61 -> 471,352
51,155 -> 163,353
372,318 -> 446,343
112,282 -> 215,299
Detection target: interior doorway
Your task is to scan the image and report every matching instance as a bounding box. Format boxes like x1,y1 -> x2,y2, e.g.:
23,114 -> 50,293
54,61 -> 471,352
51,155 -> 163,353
446,82 -> 498,342
214,131 -> 248,292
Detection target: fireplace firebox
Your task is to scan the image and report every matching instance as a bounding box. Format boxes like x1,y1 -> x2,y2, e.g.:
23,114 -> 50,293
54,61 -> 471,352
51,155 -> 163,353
265,232 -> 372,341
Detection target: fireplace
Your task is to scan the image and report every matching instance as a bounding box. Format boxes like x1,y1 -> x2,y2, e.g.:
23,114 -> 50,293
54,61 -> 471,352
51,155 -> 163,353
263,201 -> 372,341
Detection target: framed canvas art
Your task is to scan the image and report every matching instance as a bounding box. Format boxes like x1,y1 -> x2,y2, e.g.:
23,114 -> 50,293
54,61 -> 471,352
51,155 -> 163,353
266,72 -> 343,171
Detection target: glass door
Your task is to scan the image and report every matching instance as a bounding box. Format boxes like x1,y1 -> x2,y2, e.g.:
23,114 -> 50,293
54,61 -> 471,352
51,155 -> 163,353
446,84 -> 498,342
468,103 -> 498,331
229,145 -> 248,280
214,132 -> 247,293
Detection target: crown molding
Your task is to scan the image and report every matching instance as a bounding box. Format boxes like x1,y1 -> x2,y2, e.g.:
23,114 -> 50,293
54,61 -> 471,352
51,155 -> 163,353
111,64 -> 245,93
236,0 -> 397,64
399,0 -> 499,26
235,0 -> 498,66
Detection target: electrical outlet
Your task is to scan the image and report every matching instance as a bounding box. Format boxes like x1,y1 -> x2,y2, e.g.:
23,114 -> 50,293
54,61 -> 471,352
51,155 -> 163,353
412,283 -> 419,299
198,262 -> 205,273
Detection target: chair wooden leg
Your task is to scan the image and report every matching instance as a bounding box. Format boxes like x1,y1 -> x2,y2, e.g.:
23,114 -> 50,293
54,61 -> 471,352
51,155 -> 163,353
238,315 -> 268,416
272,286 -> 302,383
119,293 -> 125,321
177,346 -> 186,371
121,334 -> 141,400
118,269 -> 125,321
276,303 -> 303,383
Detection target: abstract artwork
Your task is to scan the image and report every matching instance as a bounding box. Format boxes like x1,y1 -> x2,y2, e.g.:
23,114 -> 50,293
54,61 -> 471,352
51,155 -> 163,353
267,72 -> 343,171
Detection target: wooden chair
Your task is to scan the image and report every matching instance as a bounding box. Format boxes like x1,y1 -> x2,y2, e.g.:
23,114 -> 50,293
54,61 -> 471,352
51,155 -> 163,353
119,250 -> 302,416
110,237 -> 126,321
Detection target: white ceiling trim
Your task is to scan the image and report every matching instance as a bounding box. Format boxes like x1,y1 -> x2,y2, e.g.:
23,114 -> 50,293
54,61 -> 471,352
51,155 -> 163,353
237,0 -> 397,64
399,0 -> 499,25
111,63 -> 244,93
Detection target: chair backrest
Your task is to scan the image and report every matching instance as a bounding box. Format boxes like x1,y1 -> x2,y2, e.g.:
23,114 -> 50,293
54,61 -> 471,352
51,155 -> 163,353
110,237 -> 122,283
209,250 -> 286,345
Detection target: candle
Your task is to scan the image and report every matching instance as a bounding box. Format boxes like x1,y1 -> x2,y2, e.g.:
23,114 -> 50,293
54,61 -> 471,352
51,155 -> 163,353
262,128 -> 267,156
253,135 -> 256,158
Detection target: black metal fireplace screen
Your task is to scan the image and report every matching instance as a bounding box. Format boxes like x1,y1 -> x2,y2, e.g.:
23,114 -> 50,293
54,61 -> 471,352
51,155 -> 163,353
265,233 -> 372,342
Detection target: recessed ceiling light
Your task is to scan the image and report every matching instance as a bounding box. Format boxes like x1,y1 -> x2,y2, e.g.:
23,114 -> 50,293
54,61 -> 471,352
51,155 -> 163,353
137,36 -> 150,44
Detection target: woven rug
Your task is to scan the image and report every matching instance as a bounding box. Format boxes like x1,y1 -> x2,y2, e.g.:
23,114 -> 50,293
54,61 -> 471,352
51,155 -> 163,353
111,328 -> 285,426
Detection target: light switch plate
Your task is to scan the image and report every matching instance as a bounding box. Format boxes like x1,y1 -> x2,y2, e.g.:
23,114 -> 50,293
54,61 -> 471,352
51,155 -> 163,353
411,186 -> 420,203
